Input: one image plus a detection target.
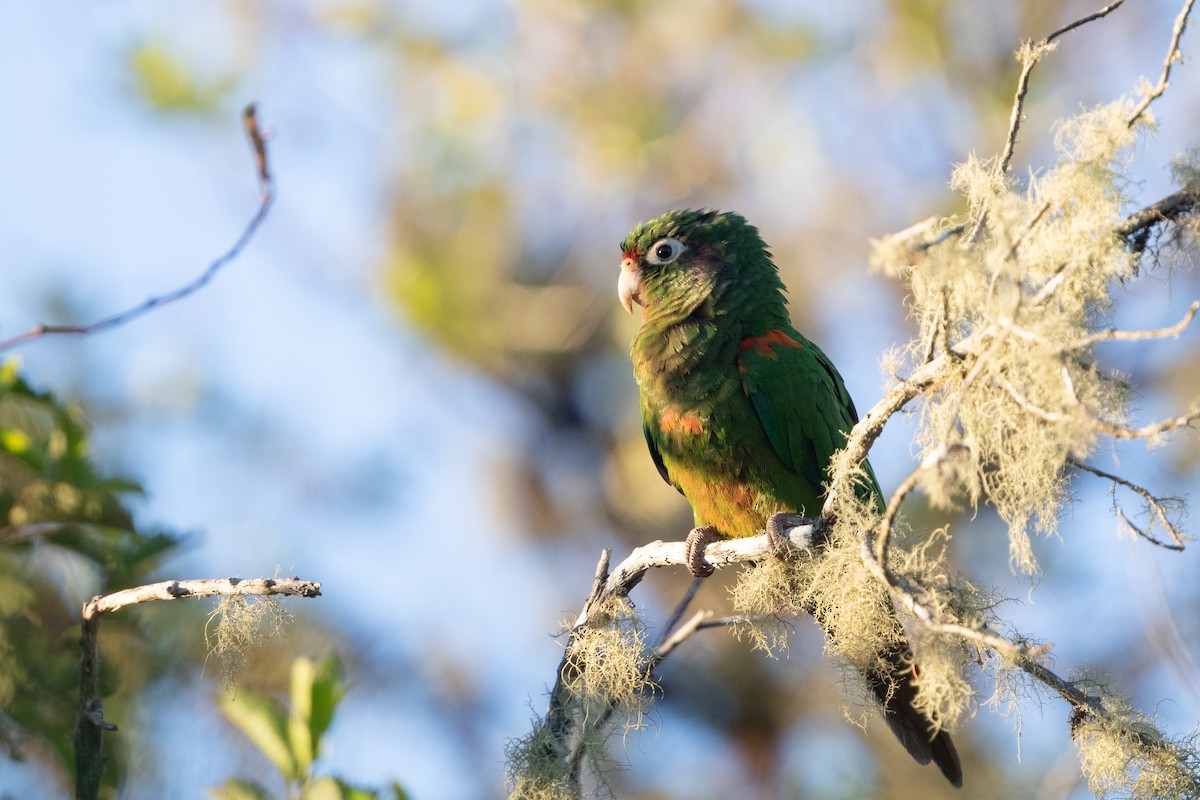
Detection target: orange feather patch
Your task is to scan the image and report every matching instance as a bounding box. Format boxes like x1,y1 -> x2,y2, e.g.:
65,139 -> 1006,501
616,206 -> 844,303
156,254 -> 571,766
659,409 -> 705,435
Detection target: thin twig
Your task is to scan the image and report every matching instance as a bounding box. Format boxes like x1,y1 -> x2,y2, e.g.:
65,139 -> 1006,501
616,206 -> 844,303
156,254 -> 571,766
1069,457 -> 1186,549
658,576 -> 704,645
966,1 -> 1127,244
1000,1 -> 1126,177
998,375 -> 1200,440
1069,301 -> 1199,349
1,104 -> 274,353
1127,0 -> 1196,127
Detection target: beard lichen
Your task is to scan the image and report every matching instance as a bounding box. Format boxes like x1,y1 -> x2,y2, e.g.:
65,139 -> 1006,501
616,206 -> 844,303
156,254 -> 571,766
505,597 -> 653,800
869,97 -> 1159,575
1072,682 -> 1200,800
205,595 -> 290,689
729,492 -> 976,735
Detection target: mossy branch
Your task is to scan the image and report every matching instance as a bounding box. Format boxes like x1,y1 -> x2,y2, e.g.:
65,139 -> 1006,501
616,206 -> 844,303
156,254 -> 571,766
74,576 -> 321,800
512,528 -> 812,799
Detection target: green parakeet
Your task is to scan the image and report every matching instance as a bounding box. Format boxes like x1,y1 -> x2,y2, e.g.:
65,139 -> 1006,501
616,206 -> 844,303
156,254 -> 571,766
618,208 -> 963,788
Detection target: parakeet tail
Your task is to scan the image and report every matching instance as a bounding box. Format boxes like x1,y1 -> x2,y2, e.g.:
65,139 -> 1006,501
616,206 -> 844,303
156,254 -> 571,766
871,649 -> 964,788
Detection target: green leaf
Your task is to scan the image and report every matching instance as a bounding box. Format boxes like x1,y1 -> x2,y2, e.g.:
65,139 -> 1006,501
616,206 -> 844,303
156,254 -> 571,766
289,657 -> 316,773
288,655 -> 345,774
208,778 -> 275,800
301,776 -> 349,800
308,656 -> 345,749
220,691 -> 298,781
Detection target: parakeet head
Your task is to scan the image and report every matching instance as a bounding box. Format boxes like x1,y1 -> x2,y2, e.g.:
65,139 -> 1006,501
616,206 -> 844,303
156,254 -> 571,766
618,209 -> 786,325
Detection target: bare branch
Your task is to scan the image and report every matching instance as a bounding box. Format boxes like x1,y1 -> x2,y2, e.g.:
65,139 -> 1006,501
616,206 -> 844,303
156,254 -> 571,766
75,574 -> 320,800
1127,0 -> 1196,127
999,1 -> 1127,178
83,576 -> 321,619
998,373 -> 1200,441
0,104 -> 275,353
568,526 -> 815,629
1069,457 -> 1187,549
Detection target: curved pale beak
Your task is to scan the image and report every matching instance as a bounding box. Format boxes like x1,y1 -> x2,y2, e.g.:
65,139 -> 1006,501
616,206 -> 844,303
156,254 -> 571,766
618,257 -> 642,315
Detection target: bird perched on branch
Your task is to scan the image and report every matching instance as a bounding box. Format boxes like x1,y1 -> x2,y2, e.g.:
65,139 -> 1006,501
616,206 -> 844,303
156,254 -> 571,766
617,208 -> 962,788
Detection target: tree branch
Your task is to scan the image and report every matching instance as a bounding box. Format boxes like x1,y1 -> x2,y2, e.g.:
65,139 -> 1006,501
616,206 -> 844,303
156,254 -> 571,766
998,1 -> 1127,178
998,372 -> 1200,441
1115,188 -> 1200,254
0,104 -> 274,353
1069,457 -> 1187,549
1126,0 -> 1196,127
74,575 -> 320,800
1068,300 -> 1199,349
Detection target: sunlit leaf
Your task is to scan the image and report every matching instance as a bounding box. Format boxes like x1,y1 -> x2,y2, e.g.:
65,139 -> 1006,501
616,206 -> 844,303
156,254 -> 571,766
208,778 -> 274,800
308,656 -> 345,749
220,691 -> 299,781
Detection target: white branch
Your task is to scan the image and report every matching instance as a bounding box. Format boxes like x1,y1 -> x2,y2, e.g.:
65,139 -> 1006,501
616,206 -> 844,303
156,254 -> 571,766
83,577 -> 322,620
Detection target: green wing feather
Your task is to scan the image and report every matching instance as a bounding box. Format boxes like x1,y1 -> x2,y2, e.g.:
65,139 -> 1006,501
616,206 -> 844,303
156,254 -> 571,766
738,330 -> 883,510
642,419 -> 674,488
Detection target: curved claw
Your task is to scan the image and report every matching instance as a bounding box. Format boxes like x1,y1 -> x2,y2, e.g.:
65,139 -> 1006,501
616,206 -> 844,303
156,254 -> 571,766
685,526 -> 720,577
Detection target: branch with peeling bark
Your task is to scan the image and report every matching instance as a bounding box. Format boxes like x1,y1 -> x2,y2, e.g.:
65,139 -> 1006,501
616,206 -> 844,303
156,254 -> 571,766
74,576 -> 321,800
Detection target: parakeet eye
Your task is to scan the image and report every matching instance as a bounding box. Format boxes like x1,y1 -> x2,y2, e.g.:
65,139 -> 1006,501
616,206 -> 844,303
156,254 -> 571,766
646,237 -> 685,265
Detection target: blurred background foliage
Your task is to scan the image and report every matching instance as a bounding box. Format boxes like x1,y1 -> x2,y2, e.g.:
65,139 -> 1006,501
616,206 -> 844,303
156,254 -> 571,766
1,1 -> 1198,798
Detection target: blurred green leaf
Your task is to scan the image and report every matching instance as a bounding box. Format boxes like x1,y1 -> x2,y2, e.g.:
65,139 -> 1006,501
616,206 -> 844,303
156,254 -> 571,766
302,777 -> 343,800
209,778 -> 274,800
288,656 -> 316,773
307,657 -> 345,753
220,691 -> 298,781
287,655 -> 345,777
128,44 -> 230,113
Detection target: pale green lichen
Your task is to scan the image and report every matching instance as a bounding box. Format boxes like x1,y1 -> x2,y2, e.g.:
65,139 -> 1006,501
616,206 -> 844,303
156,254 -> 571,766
1072,681 -> 1200,800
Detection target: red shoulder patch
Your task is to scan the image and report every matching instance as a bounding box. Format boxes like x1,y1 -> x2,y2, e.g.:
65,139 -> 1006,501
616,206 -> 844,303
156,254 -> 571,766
738,329 -> 803,359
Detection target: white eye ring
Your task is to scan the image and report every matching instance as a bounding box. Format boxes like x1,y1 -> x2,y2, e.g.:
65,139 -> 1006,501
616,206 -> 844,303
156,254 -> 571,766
645,237 -> 686,265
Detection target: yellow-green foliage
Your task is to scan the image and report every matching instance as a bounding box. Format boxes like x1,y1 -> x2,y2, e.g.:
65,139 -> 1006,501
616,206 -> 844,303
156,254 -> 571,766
1074,698 -> 1200,799
871,98 -> 1149,573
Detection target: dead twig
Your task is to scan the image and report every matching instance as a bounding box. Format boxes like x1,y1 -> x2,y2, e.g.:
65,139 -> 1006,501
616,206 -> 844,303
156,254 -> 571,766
1,104 -> 274,353
1126,0 -> 1196,127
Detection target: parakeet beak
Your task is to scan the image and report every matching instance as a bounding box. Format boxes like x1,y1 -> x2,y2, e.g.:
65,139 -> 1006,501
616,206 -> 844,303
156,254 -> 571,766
618,257 -> 642,315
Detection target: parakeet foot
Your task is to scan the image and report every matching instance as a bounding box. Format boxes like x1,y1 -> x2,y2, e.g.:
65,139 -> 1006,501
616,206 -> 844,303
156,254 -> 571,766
765,512 -> 819,556
684,526 -> 720,577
